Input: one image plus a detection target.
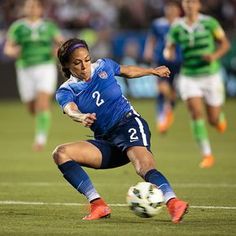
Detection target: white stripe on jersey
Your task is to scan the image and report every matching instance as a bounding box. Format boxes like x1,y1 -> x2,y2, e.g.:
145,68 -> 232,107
134,117 -> 148,146
122,95 -> 140,116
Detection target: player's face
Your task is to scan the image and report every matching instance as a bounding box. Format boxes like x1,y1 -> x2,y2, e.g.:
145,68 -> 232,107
182,0 -> 201,15
68,48 -> 91,81
165,4 -> 181,18
24,0 -> 43,19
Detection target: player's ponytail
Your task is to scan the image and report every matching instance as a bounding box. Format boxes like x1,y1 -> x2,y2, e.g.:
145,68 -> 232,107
61,67 -> 71,79
57,38 -> 89,79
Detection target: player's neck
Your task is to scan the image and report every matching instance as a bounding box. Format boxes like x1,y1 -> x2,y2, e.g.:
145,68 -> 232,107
26,16 -> 42,24
167,15 -> 178,24
185,13 -> 199,26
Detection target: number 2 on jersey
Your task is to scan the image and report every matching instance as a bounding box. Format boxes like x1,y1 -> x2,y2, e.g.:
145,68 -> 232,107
92,91 -> 105,107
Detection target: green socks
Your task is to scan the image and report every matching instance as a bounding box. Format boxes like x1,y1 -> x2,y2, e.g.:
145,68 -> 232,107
35,111 -> 51,145
191,119 -> 211,156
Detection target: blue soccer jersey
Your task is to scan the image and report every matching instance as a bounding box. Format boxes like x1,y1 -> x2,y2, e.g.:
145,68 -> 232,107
149,17 -> 182,65
56,58 -> 133,135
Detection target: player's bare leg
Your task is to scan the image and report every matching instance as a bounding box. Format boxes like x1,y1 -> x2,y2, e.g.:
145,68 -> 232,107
53,141 -> 111,220
186,97 -> 215,168
206,105 -> 227,133
25,100 -> 36,115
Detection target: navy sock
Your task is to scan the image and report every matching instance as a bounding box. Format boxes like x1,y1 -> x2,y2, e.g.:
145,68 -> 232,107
157,93 -> 165,115
144,169 -> 176,203
58,160 -> 100,202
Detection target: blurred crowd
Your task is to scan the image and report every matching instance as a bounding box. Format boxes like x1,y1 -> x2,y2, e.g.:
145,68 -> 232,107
0,0 -> 236,96
1,0 -> 236,31
1,0 -> 236,55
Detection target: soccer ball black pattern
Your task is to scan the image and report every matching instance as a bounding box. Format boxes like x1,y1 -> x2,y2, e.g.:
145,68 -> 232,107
127,182 -> 164,218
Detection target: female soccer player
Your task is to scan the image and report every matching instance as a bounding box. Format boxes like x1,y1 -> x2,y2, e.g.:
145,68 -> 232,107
53,38 -> 188,223
4,0 -> 64,151
164,0 -> 230,168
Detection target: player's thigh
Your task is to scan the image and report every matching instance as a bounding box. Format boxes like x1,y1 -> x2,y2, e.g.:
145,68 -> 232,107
36,92 -> 53,111
34,64 -> 58,95
186,97 -> 204,119
158,80 -> 172,95
16,67 -> 36,102
54,141 -> 102,168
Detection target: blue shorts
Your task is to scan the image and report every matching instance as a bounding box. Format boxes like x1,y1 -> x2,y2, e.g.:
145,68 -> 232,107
158,63 -> 181,87
87,111 -> 151,169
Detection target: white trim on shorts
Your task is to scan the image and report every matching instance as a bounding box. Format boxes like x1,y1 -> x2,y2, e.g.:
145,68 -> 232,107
177,72 -> 225,106
134,117 -> 148,146
16,63 -> 58,102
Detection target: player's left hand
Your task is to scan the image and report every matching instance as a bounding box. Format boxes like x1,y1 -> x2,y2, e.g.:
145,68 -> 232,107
153,66 -> 171,77
202,54 -> 216,62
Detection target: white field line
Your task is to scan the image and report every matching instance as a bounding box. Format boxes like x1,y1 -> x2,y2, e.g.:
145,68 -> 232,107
0,182 -> 236,188
0,200 -> 236,210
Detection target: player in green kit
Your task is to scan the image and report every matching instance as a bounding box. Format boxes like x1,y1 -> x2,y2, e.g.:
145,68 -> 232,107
164,0 -> 230,168
4,0 -> 64,151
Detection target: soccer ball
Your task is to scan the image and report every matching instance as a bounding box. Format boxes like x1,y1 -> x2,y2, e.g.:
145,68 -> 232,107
127,182 -> 164,218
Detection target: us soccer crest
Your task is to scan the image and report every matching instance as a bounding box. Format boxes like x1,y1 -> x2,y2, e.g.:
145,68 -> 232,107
98,71 -> 108,79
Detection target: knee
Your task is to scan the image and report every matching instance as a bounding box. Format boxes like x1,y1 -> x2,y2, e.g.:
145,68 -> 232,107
190,110 -> 202,120
52,144 -> 69,165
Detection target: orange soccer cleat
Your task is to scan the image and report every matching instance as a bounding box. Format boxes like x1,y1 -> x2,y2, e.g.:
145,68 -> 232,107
82,198 -> 111,220
157,110 -> 174,134
199,155 -> 215,168
167,198 -> 189,224
216,119 -> 227,133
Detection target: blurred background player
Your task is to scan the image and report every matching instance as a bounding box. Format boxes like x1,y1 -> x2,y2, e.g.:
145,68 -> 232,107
4,0 -> 64,151
164,0 -> 230,168
54,38 -> 188,223
144,0 -> 182,134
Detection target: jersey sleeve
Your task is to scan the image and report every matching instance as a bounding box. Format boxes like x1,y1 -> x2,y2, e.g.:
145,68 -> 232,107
166,24 -> 179,45
7,22 -> 19,43
56,87 -> 75,110
149,21 -> 158,36
208,17 -> 225,40
103,58 -> 121,76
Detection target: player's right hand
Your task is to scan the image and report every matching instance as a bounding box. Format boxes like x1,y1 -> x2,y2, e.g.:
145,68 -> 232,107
81,113 -> 96,127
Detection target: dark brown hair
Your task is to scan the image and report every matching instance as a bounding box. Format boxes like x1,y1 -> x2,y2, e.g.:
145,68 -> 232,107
57,38 -> 89,79
166,0 -> 181,8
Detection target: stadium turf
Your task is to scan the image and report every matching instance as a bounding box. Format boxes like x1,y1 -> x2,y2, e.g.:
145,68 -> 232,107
0,99 -> 235,236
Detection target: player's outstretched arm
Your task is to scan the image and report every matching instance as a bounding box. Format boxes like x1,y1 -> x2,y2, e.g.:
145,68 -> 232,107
120,65 -> 170,79
64,102 -> 96,127
3,39 -> 21,59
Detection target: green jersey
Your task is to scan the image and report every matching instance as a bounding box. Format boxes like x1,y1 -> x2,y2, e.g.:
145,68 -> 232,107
8,19 -> 60,68
168,14 -> 224,76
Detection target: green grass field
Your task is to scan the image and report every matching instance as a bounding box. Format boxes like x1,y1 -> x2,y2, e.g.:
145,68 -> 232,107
0,99 -> 235,236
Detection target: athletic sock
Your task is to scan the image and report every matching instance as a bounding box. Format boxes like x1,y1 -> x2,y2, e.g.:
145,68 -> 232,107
157,93 -> 165,121
191,119 -> 212,156
144,169 -> 176,203
35,111 -> 51,145
58,160 -> 100,202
